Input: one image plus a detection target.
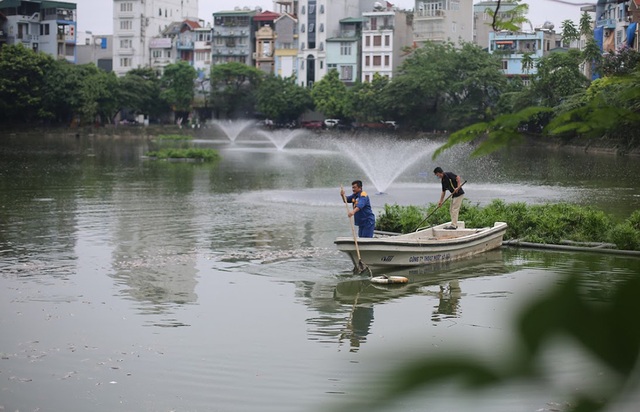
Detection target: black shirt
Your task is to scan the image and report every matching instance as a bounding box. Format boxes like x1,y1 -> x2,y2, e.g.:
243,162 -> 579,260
441,172 -> 465,197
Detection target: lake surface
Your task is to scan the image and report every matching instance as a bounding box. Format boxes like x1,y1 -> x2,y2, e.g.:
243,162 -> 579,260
1,130 -> 639,412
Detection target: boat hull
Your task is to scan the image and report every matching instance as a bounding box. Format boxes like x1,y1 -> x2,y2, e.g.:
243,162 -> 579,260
334,222 -> 508,269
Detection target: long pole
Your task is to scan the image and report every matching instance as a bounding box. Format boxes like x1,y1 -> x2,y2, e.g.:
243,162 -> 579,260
414,180 -> 466,231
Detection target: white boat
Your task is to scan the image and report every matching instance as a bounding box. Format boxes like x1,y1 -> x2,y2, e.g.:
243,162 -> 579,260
334,221 -> 508,269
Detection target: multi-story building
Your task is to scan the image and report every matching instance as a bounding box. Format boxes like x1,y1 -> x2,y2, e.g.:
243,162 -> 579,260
297,0 -> 379,88
76,32 -> 113,71
326,17 -> 362,86
594,0 -> 635,53
212,7 -> 257,66
413,0 -> 473,47
473,0 -> 521,49
0,0 -> 77,63
488,27 -> 561,79
112,0 -> 199,76
273,12 -> 299,78
253,10 -> 280,74
361,3 -> 412,82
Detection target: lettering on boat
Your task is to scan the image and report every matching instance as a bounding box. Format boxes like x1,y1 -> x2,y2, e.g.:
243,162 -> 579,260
380,255 -> 395,262
408,253 -> 451,263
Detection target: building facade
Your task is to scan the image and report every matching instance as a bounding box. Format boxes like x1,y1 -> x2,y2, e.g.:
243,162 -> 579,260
326,17 -> 362,86
361,4 -> 412,82
273,12 -> 299,78
413,0 -> 473,46
488,27 -> 560,78
212,7 -> 257,66
112,0 -> 198,76
0,0 -> 77,63
76,32 -> 113,71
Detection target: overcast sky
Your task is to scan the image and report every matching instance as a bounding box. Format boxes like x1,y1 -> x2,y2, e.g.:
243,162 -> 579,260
75,0 -> 592,35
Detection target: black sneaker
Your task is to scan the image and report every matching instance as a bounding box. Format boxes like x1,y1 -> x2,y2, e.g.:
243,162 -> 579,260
444,225 -> 457,230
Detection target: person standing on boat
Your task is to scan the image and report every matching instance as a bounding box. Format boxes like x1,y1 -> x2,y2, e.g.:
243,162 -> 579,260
341,180 -> 376,238
434,167 -> 465,230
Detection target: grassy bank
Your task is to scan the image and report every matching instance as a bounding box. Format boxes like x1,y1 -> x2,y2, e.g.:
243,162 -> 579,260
376,199 -> 640,251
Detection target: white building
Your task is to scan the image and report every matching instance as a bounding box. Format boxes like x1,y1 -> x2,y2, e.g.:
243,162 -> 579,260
0,0 -> 77,63
361,3 -> 412,82
112,0 -> 199,76
413,0 -> 473,46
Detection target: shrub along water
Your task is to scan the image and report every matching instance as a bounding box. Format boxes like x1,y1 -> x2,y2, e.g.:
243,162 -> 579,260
376,199 -> 640,251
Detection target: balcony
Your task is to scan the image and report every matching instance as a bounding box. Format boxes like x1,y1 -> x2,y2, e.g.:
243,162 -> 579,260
177,40 -> 194,50
415,9 -> 446,19
596,18 -> 616,29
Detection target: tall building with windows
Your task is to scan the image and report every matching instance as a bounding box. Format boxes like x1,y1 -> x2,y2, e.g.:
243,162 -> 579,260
413,0 -> 473,47
211,7 -> 257,66
112,0 -> 198,76
361,3 -> 412,82
0,0 -> 77,63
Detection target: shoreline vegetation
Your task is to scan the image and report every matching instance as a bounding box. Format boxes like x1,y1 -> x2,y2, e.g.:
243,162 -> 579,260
376,200 -> 640,251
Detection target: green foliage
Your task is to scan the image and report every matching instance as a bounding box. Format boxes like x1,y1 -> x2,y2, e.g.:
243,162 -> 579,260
483,0 -> 529,32
161,61 -> 197,114
376,204 -> 430,233
340,273 -> 640,412
376,200 -> 639,250
155,134 -> 193,141
119,68 -> 166,119
348,73 -> 390,122
0,44 -> 54,124
598,48 -> 640,77
210,62 -> 263,119
145,148 -> 219,161
561,19 -> 580,46
256,75 -> 313,123
310,69 -> 350,119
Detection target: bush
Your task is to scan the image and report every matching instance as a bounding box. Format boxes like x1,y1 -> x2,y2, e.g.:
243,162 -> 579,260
145,148 -> 219,161
376,200 -> 638,250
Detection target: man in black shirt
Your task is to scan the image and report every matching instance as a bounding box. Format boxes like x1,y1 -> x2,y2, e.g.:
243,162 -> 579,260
433,167 -> 465,230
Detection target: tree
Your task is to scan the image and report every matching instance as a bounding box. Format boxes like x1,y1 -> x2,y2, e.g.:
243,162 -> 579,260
530,50 -> 589,107
0,44 -> 54,124
485,0 -> 530,32
349,73 -> 390,122
210,62 -> 263,119
310,69 -> 350,119
256,75 -> 313,124
76,64 -> 120,124
521,52 -> 535,75
560,19 -> 580,47
119,68 -> 167,121
40,59 -> 85,125
161,61 -> 197,119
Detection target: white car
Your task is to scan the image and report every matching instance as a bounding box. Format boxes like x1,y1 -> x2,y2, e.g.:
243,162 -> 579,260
324,119 -> 340,128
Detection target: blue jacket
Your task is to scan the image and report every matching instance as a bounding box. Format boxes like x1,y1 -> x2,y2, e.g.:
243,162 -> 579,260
346,191 -> 375,227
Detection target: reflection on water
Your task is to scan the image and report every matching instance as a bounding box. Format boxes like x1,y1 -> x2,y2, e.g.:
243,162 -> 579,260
1,133 -> 639,412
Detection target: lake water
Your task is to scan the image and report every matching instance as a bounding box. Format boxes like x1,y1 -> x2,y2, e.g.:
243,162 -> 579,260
1,130 -> 639,412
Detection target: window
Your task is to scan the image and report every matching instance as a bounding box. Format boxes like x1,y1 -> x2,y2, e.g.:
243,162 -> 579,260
373,55 -> 381,66
364,74 -> 370,83
309,23 -> 315,33
384,55 -> 390,66
152,50 -> 162,58
120,57 -> 131,67
120,20 -> 132,30
365,55 -> 370,66
370,17 -> 377,30
340,65 -> 353,81
501,60 -> 508,70
384,35 -> 390,46
340,42 -> 351,55
365,36 -> 370,47
373,35 -> 381,46
120,39 -> 132,48
120,2 -> 133,12
320,4 -> 324,13
196,51 -> 207,61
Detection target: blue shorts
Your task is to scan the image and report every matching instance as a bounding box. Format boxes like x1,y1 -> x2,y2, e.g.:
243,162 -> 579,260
358,223 -> 375,238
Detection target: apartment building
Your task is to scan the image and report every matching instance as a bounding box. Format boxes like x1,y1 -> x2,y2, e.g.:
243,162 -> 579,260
76,32 -> 113,71
212,7 -> 257,66
594,0 -> 637,52
361,3 -> 412,82
273,12 -> 298,78
253,10 -> 280,74
148,19 -> 210,76
112,0 -> 199,76
473,0 -> 521,49
0,0 -> 77,63
413,0 -> 473,46
488,26 -> 561,79
326,17 -> 362,86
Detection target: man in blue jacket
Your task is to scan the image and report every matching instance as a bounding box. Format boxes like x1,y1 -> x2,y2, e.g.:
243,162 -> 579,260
341,180 -> 376,238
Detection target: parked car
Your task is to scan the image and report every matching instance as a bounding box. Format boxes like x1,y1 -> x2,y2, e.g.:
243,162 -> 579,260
324,119 -> 340,128
384,120 -> 399,130
301,120 -> 324,129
